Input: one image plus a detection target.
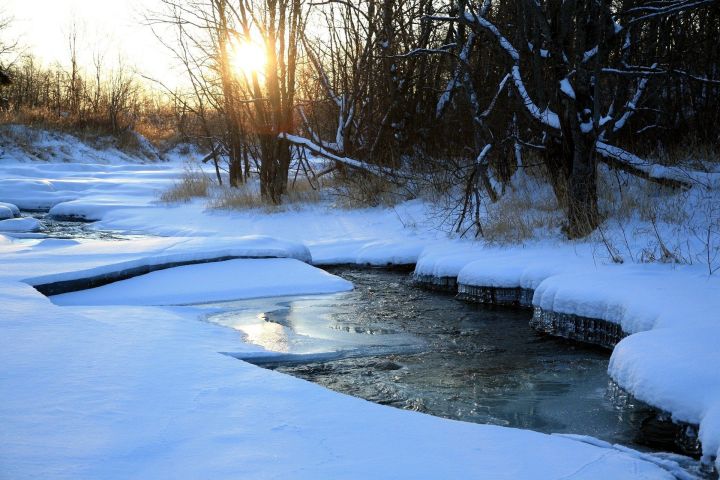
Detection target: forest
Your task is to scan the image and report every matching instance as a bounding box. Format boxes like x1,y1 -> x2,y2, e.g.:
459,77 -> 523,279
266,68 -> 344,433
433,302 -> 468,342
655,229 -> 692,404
3,0 -> 718,240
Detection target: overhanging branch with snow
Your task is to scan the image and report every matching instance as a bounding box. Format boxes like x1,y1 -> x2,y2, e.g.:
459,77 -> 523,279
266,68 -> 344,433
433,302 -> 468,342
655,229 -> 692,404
279,133 -> 395,177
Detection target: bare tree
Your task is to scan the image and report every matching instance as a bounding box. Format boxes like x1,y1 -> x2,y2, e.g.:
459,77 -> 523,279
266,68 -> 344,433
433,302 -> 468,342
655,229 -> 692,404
425,0 -> 713,237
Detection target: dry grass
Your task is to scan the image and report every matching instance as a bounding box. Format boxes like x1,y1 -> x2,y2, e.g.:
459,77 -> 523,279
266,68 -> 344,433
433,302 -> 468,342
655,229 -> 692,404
481,169 -> 563,243
160,164 -> 211,203
211,176 -> 323,211
211,185 -> 265,210
330,171 -> 403,208
651,136 -> 720,168
0,107 -> 172,157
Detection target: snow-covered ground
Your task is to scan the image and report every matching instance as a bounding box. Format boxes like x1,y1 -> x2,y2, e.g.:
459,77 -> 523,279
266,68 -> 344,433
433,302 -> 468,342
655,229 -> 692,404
1,126 -> 717,477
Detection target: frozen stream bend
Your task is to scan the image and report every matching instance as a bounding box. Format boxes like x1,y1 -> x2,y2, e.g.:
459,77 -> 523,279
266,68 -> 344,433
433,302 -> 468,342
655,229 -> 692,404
204,267 -> 695,457
1,127 -> 717,477
0,219 -> 702,479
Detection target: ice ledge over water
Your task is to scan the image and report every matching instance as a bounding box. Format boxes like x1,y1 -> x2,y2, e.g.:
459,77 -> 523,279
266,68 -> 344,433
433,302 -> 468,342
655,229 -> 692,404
416,245 -> 720,469
50,258 -> 353,306
23,235 -> 312,290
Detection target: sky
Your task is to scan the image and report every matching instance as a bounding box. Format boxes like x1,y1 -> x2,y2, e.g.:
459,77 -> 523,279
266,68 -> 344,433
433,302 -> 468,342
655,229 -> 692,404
2,0 -> 179,86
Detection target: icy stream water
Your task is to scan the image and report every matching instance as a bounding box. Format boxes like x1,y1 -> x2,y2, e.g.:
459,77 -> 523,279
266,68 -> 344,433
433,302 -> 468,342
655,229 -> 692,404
17,212 -> 146,240
204,267 -> 662,451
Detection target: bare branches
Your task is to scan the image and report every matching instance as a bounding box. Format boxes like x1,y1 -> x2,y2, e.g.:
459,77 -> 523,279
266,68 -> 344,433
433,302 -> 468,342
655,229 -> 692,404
595,142 -> 692,189
280,133 -> 394,177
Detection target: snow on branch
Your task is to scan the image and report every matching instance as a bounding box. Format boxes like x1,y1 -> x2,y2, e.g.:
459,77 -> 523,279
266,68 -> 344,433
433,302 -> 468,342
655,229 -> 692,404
595,142 -> 692,189
480,73 -> 511,119
464,11 -> 519,61
459,8 -> 561,130
392,43 -> 457,59
302,36 -> 342,108
611,72 -> 652,134
279,133 -> 394,177
602,66 -> 720,84
625,0 -> 717,25
436,34 -> 475,119
512,66 -> 561,130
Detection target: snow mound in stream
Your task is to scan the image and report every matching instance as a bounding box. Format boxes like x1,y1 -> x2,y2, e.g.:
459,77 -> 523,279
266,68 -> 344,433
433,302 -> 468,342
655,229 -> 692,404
50,258 -> 353,306
0,217 -> 41,232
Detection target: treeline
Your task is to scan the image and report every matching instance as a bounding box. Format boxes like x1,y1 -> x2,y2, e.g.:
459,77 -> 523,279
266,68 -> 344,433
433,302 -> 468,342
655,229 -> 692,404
4,1 -> 720,239
146,0 -> 720,238
0,24 -> 177,145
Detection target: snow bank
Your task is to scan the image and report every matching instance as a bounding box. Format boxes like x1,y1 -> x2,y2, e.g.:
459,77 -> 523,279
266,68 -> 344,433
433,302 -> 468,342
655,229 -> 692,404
2,127 -> 717,475
533,265 -> 720,334
0,124 -> 161,164
0,217 -> 41,232
48,195 -> 154,221
354,239 -> 427,266
22,235 -> 312,289
0,205 -> 14,219
413,242 -> 487,279
453,244 -> 593,290
0,280 -> 682,479
95,200 -> 440,267
0,201 -> 20,216
51,258 -> 353,306
611,328 -> 720,468
529,262 -> 720,467
0,143 -> 182,211
422,241 -> 720,467
507,260 -> 720,466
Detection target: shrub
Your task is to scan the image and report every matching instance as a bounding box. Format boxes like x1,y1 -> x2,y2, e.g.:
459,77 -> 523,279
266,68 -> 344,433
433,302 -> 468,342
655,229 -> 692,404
160,164 -> 211,203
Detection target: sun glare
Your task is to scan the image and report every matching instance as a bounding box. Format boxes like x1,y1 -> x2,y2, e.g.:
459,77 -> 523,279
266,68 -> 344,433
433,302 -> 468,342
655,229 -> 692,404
231,41 -> 267,78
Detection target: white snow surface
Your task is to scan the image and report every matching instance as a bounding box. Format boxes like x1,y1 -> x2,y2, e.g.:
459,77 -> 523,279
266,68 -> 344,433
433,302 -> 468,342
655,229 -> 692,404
0,281 -> 677,479
0,216 -> 41,232
0,201 -> 20,216
1,126 -> 716,476
0,205 -> 15,219
17,235 -> 311,287
51,258 -> 353,306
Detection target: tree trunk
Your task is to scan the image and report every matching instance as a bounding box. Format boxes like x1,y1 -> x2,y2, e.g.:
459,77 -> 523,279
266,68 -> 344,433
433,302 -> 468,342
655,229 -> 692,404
566,136 -> 599,238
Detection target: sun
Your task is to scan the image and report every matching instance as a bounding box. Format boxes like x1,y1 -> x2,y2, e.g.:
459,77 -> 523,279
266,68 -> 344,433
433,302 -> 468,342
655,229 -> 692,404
230,40 -> 267,78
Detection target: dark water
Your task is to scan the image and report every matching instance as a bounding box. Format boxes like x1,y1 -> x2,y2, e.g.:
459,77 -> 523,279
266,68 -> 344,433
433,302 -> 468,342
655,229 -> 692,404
206,267 -> 660,449
19,212 -> 144,240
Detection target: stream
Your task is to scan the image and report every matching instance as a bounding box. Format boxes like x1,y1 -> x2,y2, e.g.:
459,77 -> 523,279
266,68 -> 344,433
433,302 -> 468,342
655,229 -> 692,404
204,267 -> 662,451
25,215 -> 706,474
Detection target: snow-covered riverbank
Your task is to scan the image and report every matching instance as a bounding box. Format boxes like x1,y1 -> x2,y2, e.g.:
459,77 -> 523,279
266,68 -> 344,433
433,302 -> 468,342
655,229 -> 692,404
1,128 -> 717,477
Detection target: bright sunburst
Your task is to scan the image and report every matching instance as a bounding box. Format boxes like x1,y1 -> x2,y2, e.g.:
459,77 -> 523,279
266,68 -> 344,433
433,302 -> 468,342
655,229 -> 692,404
230,40 -> 267,78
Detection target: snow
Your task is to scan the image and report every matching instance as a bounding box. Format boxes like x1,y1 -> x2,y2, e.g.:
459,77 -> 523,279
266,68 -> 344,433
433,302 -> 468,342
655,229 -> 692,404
280,133 -> 394,176
533,265 -> 720,333
512,66 -> 562,130
451,243 -> 594,290
530,263 -> 720,467
0,216 -> 41,232
48,195 -> 155,221
1,125 -> 717,476
0,205 -> 14,219
595,142 -> 717,187
611,328 -> 720,466
92,200 -> 435,267
560,78 -> 576,99
421,242 -> 720,468
0,281 -> 680,479
51,258 -> 353,306
0,201 -> 20,216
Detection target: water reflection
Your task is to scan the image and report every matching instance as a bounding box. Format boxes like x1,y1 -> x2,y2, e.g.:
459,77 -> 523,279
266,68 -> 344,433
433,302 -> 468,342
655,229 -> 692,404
205,267 -> 658,450
208,295 -> 424,355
